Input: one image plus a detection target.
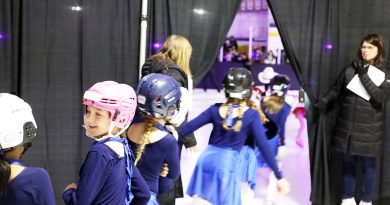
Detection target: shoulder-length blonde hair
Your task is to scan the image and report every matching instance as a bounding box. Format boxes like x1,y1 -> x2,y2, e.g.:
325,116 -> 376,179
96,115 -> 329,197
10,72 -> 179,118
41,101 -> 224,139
153,34 -> 193,77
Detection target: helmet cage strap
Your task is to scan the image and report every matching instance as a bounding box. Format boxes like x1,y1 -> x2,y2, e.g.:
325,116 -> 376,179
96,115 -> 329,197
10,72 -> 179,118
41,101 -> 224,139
109,119 -> 130,137
21,142 -> 32,157
23,121 -> 37,143
228,89 -> 251,99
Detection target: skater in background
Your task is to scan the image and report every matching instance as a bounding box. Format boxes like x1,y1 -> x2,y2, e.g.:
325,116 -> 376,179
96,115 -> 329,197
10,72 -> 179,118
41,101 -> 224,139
258,74 -> 292,205
178,67 -> 290,205
292,101 -> 306,148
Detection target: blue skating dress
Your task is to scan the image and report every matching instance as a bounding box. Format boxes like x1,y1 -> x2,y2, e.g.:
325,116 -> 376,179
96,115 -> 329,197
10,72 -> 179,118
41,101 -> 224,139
179,103 -> 282,205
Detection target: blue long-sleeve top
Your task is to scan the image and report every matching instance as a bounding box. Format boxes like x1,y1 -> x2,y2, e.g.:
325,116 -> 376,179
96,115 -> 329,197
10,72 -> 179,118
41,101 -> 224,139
0,167 -> 56,205
179,103 -> 282,179
63,141 -> 150,205
129,133 -> 180,194
261,102 -> 291,146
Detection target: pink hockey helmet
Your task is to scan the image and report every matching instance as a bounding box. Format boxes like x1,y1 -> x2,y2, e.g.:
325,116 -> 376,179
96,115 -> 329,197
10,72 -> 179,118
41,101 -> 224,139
83,81 -> 137,129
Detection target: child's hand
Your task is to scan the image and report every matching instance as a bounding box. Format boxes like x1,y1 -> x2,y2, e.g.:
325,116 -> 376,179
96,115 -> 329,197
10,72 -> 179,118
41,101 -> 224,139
186,145 -> 199,153
64,183 -> 77,192
276,178 -> 290,195
160,163 -> 169,177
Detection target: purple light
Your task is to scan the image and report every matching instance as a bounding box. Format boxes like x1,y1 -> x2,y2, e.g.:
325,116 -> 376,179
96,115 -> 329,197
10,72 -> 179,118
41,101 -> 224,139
0,34 -> 4,39
153,43 -> 161,49
325,43 -> 333,50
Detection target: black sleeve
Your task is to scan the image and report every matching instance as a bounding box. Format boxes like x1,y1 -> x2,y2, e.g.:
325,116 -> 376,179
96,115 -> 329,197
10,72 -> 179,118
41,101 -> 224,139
167,121 -> 197,148
359,68 -> 390,104
163,68 -> 187,88
141,58 -> 153,78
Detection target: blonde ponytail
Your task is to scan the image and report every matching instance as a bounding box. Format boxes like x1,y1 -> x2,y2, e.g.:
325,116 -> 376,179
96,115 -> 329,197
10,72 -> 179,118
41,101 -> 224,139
261,96 -> 284,114
222,98 -> 245,132
247,99 -> 268,124
134,119 -> 154,165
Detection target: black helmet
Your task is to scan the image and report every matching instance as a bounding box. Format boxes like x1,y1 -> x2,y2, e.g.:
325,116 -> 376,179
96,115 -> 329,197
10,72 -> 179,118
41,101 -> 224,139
270,74 -> 290,97
223,67 -> 254,99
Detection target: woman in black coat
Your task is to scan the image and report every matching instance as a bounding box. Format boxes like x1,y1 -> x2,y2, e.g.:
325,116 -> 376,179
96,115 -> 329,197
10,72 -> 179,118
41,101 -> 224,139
317,33 -> 390,205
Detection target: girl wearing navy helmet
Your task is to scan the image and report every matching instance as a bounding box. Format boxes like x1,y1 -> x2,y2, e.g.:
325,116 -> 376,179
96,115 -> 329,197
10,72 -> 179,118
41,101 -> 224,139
127,73 -> 182,205
141,35 -> 196,205
257,74 -> 292,204
63,81 -> 150,205
178,67 -> 290,205
0,93 -> 56,205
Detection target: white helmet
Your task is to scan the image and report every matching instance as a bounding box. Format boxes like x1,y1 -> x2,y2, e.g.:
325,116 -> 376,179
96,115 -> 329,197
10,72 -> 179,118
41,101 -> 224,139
0,93 -> 37,152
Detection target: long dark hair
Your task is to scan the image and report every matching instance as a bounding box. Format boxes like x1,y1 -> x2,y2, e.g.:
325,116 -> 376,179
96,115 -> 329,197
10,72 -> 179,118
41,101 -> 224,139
0,156 -> 11,195
357,33 -> 385,68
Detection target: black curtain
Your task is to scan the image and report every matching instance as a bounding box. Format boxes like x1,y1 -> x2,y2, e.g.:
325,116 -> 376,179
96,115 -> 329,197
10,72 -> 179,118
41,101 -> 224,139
0,0 -> 239,203
147,0 -> 241,86
268,0 -> 390,204
0,0 -> 141,203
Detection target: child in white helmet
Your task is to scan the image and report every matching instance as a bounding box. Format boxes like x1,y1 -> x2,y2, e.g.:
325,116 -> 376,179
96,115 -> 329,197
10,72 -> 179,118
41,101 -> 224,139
0,93 -> 56,205
62,81 -> 150,205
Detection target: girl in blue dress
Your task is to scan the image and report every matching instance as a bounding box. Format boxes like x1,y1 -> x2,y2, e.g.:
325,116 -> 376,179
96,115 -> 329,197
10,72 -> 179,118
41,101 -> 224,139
179,67 -> 290,205
63,81 -> 150,205
258,74 -> 292,205
127,73 -> 182,205
0,93 -> 56,205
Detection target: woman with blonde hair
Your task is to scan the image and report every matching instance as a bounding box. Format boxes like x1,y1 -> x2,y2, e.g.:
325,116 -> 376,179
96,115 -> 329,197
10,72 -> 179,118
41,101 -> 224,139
142,34 -> 192,91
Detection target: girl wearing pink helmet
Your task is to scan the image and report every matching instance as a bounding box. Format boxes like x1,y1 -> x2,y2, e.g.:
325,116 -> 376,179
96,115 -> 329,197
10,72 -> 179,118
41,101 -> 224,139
63,81 -> 150,205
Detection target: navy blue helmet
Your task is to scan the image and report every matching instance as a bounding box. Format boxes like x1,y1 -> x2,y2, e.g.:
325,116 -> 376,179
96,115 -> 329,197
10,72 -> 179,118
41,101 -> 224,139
136,73 -> 182,118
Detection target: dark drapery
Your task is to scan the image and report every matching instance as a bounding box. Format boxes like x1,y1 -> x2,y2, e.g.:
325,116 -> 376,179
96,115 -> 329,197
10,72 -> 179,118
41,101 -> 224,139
0,0 -> 239,203
147,0 -> 241,86
268,0 -> 390,204
0,0 -> 141,202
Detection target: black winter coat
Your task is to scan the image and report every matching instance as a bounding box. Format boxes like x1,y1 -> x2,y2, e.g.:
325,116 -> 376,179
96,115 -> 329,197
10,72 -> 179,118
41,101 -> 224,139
320,63 -> 390,157
141,58 -> 188,88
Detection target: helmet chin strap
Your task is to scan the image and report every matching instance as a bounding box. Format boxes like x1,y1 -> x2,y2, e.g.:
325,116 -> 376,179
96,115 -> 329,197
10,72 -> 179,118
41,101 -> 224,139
82,124 -> 111,142
83,122 -> 130,142
103,122 -> 130,139
107,121 -> 130,137
82,125 -> 95,139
